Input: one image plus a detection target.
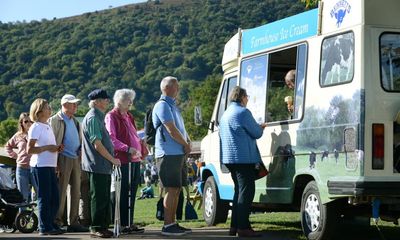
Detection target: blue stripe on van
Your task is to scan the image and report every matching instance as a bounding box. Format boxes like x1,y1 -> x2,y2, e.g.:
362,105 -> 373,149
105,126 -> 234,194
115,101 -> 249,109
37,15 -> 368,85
242,8 -> 318,55
200,163 -> 234,200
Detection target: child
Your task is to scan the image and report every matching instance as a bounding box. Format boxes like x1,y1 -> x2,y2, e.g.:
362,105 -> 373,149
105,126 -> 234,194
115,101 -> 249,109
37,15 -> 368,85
138,181 -> 154,199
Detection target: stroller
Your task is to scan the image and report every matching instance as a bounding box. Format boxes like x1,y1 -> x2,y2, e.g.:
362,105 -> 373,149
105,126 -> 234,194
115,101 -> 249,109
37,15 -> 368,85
0,167 -> 38,233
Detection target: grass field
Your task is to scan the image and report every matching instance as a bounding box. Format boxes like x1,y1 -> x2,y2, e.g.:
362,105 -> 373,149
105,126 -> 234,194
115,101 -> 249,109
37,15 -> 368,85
133,184 -> 399,240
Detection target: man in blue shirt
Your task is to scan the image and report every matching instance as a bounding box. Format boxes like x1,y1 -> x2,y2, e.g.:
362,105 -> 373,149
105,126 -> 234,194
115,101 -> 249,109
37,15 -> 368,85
49,94 -> 88,233
152,76 -> 191,236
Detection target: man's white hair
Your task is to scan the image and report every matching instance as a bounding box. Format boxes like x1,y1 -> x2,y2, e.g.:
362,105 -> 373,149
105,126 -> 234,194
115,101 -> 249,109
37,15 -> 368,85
160,76 -> 178,91
113,89 -> 136,106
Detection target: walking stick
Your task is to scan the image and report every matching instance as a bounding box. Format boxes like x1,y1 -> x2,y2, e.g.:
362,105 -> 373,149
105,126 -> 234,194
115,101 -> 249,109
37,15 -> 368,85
128,159 -> 132,227
113,166 -> 122,238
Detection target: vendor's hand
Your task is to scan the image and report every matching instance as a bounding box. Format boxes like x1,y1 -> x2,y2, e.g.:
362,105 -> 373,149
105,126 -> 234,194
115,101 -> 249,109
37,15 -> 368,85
287,104 -> 294,113
260,123 -> 267,129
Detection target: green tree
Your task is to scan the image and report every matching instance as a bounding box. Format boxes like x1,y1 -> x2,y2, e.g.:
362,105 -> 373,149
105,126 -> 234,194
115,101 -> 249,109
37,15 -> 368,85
183,74 -> 221,140
0,118 -> 18,145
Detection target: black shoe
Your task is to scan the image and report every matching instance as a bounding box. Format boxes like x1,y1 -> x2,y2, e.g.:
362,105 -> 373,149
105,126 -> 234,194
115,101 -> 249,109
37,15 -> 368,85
67,224 -> 89,232
176,223 -> 192,233
229,227 -> 237,236
161,224 -> 186,236
39,229 -> 64,235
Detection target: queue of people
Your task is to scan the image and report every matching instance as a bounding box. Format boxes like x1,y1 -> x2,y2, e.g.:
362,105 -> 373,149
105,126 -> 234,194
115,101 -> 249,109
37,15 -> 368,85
4,75 -> 267,238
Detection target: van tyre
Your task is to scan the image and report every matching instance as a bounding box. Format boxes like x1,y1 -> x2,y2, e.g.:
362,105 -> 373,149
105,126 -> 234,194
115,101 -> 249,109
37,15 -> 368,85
15,210 -> 38,233
203,176 -> 229,226
301,181 -> 338,240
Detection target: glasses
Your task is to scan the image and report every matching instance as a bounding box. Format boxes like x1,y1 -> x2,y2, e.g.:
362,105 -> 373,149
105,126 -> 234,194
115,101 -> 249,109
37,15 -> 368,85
23,120 -> 33,124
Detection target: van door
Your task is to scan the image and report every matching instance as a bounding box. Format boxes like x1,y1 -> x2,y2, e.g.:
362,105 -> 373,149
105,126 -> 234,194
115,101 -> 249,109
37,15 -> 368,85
202,75 -> 237,195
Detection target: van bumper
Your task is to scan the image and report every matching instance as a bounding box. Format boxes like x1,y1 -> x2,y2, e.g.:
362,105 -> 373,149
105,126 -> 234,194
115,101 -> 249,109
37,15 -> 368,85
328,181 -> 400,196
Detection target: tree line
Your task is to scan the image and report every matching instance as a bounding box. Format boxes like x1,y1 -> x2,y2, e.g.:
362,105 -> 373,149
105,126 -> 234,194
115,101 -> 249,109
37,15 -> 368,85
0,0 -> 307,143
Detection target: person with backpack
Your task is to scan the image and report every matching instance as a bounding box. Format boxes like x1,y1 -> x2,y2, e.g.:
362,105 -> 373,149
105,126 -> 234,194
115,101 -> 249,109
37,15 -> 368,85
152,76 -> 192,236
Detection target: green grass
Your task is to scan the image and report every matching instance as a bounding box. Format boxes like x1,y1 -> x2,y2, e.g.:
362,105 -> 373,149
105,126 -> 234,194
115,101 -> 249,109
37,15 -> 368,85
133,184 -> 399,240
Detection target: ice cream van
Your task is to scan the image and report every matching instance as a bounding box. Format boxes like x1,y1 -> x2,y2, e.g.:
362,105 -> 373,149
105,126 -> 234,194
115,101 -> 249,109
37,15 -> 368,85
198,0 -> 400,239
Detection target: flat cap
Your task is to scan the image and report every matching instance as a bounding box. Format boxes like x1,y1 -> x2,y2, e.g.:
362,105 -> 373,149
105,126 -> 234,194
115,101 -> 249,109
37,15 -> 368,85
88,89 -> 110,100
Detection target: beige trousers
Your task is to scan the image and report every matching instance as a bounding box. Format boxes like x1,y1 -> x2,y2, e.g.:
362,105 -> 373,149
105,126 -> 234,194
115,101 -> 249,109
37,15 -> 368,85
55,155 -> 81,226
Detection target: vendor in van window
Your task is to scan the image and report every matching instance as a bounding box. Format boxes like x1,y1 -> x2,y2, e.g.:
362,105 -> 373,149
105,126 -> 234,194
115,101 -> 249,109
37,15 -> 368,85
284,69 -> 296,117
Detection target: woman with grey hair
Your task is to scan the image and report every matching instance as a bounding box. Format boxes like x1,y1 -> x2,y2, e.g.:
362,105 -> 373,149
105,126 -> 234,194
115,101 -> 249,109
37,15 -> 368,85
105,89 -> 146,234
219,86 -> 267,237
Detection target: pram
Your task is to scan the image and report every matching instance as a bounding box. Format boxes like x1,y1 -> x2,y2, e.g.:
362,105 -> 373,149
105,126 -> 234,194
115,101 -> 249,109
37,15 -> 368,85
0,166 -> 38,233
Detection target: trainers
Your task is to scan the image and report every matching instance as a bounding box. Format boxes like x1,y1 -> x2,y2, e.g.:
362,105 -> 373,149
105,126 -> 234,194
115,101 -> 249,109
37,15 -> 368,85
121,224 -> 145,234
161,224 -> 186,236
176,223 -> 192,233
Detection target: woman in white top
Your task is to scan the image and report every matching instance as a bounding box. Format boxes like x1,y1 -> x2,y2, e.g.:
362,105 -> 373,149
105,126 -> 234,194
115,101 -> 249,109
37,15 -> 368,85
27,98 -> 64,236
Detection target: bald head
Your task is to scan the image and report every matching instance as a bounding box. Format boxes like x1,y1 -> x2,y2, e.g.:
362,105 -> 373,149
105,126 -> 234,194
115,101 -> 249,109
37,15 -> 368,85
285,70 -> 296,89
160,76 -> 179,98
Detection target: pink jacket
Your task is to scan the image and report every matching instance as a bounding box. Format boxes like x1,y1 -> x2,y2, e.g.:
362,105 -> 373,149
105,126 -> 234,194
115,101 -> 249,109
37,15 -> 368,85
5,133 -> 32,168
105,108 -> 142,164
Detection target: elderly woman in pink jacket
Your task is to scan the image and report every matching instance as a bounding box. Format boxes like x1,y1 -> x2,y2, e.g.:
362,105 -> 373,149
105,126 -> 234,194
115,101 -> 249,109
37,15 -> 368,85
5,112 -> 37,205
105,89 -> 147,234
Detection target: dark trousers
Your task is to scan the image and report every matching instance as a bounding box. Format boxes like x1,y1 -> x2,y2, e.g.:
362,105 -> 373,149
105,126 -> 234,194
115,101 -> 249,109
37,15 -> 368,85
31,167 -> 59,233
118,162 -> 140,227
89,172 -> 111,232
226,164 -> 255,230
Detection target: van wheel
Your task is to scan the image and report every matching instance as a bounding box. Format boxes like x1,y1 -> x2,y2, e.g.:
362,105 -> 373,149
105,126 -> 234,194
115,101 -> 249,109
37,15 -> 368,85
202,176 -> 229,226
301,181 -> 338,240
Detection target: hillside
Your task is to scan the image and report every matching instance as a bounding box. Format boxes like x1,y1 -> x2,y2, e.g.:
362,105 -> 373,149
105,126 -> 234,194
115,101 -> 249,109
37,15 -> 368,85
0,0 -> 306,138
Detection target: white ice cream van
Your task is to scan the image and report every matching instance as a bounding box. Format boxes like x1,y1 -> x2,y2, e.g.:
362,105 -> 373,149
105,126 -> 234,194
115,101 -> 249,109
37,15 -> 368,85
198,0 -> 400,239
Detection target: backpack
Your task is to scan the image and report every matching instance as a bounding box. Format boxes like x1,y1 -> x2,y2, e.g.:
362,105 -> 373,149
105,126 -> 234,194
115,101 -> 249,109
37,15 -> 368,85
144,99 -> 171,145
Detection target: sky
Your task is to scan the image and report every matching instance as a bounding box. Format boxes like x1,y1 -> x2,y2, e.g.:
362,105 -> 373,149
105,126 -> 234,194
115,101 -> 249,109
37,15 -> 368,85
0,0 -> 146,23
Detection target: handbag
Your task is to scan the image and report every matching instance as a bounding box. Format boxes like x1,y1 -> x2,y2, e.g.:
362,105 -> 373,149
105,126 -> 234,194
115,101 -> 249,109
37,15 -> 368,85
254,160 -> 268,180
156,197 -> 164,221
185,201 -> 198,220
140,140 -> 149,159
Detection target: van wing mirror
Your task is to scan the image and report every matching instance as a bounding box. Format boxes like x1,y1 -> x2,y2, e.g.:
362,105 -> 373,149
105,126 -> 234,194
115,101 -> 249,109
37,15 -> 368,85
209,120 -> 215,132
194,106 -> 202,126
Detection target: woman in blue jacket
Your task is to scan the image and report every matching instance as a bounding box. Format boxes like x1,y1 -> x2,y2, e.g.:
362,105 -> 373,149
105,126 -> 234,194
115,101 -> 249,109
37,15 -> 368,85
219,86 -> 267,237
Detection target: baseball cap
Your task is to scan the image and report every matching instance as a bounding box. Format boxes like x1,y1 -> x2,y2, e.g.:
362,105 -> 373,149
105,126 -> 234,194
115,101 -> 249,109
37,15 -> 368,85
61,94 -> 81,105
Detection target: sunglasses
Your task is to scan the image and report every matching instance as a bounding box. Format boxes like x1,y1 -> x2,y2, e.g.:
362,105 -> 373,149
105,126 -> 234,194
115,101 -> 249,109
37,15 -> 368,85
23,120 -> 33,124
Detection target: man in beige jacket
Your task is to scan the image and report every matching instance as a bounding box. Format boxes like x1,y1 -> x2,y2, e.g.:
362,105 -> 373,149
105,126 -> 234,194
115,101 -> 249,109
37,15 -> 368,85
48,94 -> 88,232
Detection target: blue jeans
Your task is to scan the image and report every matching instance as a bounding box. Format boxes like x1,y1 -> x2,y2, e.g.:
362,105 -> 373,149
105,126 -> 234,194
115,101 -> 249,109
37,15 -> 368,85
31,167 -> 60,233
226,164 -> 256,230
16,167 -> 37,205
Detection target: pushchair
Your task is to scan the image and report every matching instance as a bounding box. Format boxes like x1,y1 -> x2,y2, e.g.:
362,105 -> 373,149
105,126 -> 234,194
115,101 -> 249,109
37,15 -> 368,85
0,167 -> 38,233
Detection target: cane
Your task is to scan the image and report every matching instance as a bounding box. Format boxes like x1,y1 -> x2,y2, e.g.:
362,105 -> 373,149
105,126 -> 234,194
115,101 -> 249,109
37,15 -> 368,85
113,166 -> 122,238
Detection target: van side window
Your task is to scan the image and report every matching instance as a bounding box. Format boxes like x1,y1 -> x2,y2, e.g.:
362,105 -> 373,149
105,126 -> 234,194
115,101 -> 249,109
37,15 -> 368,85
216,76 -> 237,125
240,55 -> 268,123
320,32 -> 354,86
266,44 -> 307,122
380,33 -> 400,92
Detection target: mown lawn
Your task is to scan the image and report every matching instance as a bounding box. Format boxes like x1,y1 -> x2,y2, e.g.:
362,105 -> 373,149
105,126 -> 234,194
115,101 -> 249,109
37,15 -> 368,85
133,184 -> 399,240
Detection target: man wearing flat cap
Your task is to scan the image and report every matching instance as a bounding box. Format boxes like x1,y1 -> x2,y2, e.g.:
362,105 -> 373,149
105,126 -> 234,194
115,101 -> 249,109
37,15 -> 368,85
48,94 -> 88,232
81,89 -> 121,238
